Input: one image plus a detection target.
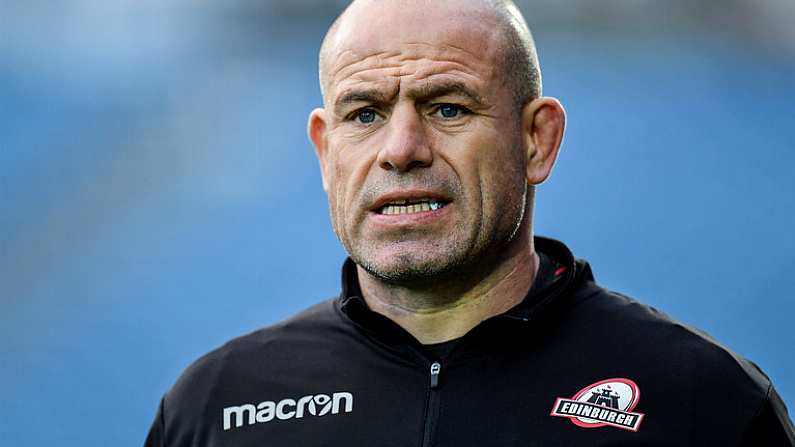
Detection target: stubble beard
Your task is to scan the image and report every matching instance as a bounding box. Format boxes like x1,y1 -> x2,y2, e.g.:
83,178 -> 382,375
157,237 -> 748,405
353,235 -> 476,287
344,182 -> 528,290
332,131 -> 530,291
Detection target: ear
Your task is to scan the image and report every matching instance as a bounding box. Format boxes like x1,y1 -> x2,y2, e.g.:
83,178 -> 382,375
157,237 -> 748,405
521,97 -> 566,185
308,108 -> 330,192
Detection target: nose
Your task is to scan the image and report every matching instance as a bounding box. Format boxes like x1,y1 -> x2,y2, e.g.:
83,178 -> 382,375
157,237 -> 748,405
376,106 -> 433,172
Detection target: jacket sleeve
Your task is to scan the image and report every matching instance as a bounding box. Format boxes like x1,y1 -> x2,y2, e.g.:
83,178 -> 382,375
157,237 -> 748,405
144,397 -> 165,447
739,385 -> 795,446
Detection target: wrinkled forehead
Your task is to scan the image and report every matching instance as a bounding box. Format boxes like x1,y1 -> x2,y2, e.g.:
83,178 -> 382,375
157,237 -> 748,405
323,0 -> 506,97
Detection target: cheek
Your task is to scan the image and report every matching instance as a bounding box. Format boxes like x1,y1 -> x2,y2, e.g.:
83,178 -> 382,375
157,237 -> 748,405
485,144 -> 525,196
457,131 -> 526,216
321,149 -> 345,233
443,128 -> 516,184
326,144 -> 374,233
329,163 -> 350,230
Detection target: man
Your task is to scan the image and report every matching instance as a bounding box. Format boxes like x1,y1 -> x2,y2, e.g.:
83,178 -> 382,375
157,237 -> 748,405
145,0 -> 795,445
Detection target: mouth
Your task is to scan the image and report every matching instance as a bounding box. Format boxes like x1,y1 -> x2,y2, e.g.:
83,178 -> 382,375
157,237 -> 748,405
376,199 -> 450,216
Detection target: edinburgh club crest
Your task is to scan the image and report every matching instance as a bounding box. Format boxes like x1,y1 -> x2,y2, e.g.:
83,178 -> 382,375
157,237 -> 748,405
550,378 -> 644,432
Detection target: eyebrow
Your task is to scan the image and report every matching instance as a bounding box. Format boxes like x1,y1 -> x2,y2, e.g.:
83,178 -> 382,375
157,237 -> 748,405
407,81 -> 486,107
333,81 -> 486,112
334,89 -> 392,112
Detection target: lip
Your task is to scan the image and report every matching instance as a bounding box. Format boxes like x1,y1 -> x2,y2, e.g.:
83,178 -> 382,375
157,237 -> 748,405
369,190 -> 451,212
368,200 -> 453,226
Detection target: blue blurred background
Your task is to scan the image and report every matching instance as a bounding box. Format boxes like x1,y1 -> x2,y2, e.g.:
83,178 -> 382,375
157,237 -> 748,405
1,1 -> 793,445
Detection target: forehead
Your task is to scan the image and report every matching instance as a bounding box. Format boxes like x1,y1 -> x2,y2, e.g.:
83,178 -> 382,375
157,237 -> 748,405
324,1 -> 506,100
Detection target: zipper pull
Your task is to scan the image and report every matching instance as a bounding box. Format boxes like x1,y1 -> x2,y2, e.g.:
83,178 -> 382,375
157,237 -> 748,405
430,361 -> 441,389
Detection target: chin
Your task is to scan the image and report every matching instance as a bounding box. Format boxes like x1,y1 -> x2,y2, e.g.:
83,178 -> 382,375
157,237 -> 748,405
354,248 -> 470,285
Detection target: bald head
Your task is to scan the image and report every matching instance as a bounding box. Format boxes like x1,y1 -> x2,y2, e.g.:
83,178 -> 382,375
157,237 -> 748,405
318,0 -> 541,110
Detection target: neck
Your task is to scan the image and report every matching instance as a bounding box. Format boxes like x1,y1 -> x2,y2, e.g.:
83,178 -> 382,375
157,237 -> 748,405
357,228 -> 539,345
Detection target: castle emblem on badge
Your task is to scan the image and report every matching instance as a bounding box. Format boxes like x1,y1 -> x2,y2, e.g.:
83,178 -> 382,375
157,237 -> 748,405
550,378 -> 644,432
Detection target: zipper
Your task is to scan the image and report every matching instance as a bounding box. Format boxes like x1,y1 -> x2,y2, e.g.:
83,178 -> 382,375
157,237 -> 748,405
421,361 -> 442,447
429,362 -> 441,388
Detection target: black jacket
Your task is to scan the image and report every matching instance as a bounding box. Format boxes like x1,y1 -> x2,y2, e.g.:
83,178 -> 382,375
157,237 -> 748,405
145,237 -> 794,446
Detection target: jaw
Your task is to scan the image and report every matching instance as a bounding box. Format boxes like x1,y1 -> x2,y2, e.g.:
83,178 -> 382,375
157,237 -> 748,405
345,202 -> 473,285
355,238 -> 473,287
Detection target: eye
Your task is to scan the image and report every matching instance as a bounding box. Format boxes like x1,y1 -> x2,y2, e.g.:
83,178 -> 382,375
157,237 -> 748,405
353,109 -> 378,124
434,104 -> 468,119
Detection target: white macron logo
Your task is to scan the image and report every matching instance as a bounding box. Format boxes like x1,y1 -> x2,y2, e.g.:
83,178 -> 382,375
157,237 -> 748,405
222,392 -> 354,431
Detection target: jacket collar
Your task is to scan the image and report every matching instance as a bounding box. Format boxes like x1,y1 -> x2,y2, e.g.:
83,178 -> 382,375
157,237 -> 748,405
338,236 -> 593,345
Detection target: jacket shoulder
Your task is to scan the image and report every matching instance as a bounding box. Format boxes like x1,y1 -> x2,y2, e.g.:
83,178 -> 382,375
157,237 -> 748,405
563,285 -> 784,440
158,299 -> 343,442
169,298 -> 339,390
574,286 -> 771,393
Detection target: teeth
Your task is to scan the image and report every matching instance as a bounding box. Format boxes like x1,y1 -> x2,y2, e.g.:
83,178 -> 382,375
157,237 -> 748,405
380,200 -> 445,215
